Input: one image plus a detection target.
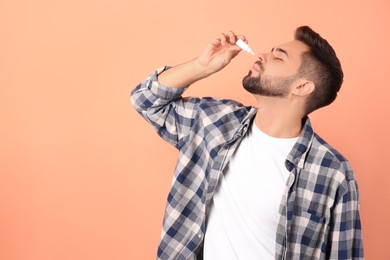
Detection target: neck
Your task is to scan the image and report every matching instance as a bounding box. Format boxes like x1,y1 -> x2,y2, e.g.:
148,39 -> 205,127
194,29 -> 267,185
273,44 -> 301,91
254,96 -> 304,138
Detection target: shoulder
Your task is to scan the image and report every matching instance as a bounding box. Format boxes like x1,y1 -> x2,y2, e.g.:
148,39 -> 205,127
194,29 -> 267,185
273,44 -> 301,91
302,132 -> 360,202
310,132 -> 356,184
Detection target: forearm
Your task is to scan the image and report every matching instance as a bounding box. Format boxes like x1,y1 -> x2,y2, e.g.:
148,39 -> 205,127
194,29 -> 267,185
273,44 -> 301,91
157,58 -> 211,88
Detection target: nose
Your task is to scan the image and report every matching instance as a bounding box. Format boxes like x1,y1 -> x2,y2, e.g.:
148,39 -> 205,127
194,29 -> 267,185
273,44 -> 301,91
257,53 -> 267,63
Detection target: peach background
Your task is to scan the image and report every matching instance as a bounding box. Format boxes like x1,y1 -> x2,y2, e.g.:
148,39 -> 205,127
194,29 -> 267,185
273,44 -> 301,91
1,0 -> 389,259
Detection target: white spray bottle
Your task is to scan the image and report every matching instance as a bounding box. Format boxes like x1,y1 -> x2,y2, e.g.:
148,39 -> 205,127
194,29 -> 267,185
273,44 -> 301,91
236,38 -> 255,56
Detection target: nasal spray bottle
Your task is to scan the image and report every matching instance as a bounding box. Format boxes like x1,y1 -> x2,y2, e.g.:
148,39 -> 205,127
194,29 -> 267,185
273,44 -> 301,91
236,38 -> 255,56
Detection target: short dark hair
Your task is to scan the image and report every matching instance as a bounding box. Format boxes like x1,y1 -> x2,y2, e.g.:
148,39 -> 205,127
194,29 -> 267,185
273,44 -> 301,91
294,26 -> 343,114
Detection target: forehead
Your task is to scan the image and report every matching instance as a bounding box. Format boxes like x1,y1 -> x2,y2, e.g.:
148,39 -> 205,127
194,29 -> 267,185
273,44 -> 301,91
276,40 -> 309,60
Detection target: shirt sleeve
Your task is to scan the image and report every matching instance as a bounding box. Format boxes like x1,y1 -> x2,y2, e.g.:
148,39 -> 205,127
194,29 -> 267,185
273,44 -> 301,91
130,66 -> 201,148
328,180 -> 364,259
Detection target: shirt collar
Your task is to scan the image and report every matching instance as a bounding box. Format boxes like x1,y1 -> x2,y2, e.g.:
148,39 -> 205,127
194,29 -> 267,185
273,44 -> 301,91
285,116 -> 314,171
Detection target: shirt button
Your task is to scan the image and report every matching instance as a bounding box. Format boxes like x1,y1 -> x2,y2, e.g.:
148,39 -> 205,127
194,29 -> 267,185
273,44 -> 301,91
201,197 -> 206,203
198,233 -> 202,238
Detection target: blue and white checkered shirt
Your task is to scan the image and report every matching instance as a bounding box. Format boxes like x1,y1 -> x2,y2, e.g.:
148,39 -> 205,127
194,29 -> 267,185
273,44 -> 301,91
131,67 -> 364,260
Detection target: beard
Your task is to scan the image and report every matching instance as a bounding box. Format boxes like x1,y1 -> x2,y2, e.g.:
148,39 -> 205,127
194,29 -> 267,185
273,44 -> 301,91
242,70 -> 297,97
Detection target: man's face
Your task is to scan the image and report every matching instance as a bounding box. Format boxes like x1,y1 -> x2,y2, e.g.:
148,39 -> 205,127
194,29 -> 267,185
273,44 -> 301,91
242,40 -> 309,97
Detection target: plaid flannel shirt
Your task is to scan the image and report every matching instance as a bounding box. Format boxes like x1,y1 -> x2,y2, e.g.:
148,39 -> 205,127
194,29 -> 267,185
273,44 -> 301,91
131,67 -> 364,260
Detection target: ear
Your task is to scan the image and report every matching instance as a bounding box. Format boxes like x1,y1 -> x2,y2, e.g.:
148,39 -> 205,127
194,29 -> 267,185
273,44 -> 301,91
291,79 -> 315,97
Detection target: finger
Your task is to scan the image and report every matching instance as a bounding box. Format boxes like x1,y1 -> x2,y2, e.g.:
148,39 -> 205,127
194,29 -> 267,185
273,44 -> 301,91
217,33 -> 227,46
230,49 -> 242,59
231,44 -> 243,53
210,33 -> 226,47
236,34 -> 248,43
227,31 -> 237,44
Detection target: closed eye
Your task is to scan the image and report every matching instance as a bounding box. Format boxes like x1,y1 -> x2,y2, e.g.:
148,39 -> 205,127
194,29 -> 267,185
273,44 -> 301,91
271,47 -> 289,60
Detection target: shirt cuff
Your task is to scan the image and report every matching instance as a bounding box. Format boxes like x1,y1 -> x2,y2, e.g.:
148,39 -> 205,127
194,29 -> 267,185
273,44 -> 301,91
148,66 -> 187,100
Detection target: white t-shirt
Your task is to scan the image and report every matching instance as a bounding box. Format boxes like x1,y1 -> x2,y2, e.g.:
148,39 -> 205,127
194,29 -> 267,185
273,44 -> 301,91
203,122 -> 298,260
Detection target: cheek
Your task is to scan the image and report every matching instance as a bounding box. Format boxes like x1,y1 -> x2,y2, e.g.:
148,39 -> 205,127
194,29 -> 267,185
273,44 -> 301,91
265,63 -> 299,77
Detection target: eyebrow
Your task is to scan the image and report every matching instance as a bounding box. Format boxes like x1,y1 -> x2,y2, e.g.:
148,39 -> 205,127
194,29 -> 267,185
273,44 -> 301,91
271,47 -> 289,58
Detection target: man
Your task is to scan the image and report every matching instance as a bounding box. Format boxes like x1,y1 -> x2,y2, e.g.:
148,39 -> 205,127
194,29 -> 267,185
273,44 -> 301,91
131,26 -> 363,259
